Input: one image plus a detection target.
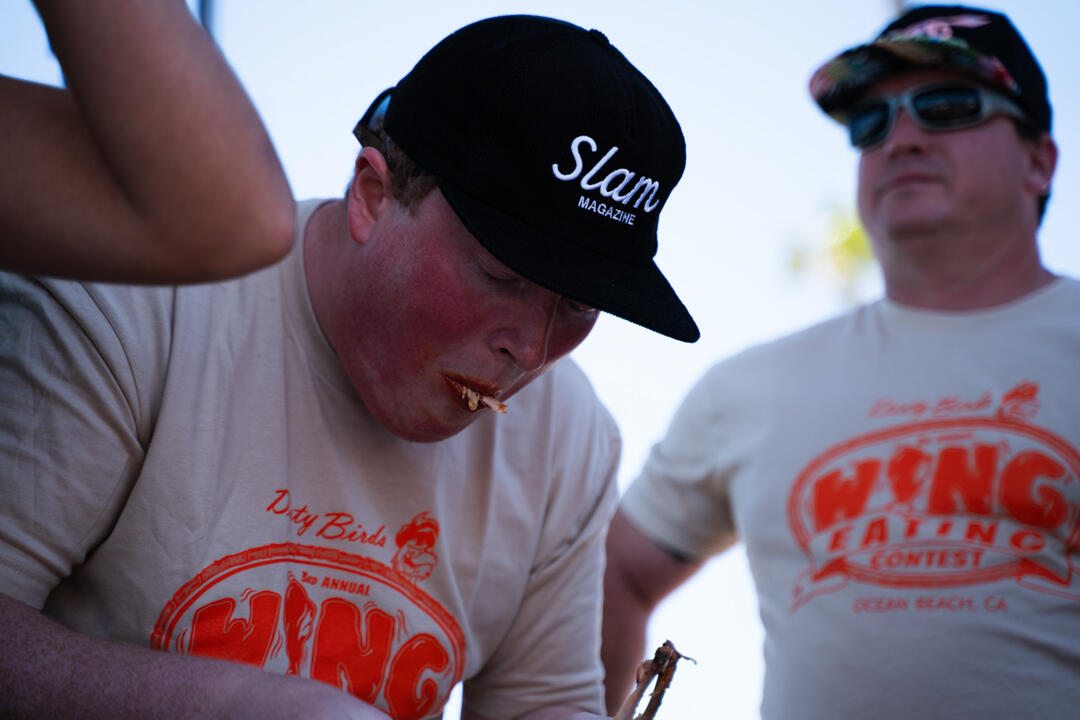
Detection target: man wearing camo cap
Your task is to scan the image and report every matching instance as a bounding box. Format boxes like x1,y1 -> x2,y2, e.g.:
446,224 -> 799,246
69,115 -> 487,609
603,6 -> 1077,718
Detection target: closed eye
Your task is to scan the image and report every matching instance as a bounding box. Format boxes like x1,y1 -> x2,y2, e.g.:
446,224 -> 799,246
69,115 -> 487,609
483,268 -> 519,284
561,297 -> 598,314
476,256 -> 523,286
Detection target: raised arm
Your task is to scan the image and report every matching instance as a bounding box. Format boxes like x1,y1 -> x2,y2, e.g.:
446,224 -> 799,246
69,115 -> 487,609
0,0 -> 294,283
601,509 -> 701,714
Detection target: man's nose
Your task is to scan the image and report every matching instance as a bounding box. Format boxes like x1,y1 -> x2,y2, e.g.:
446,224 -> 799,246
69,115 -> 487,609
492,291 -> 559,373
883,108 -> 928,155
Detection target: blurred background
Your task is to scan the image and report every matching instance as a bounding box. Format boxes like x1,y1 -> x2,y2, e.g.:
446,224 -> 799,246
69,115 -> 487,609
4,1 -> 1077,716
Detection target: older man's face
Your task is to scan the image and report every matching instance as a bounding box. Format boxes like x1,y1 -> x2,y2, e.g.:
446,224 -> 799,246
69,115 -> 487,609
856,69 -> 1042,269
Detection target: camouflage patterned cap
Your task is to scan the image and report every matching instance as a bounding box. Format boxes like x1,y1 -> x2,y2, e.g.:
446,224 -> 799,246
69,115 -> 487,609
810,4 -> 1050,131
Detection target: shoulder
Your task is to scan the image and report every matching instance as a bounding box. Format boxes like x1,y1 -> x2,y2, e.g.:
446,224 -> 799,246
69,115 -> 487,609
495,358 -> 621,490
1043,275 -> 1080,303
654,305 -> 878,443
520,358 -> 618,439
0,272 -> 176,349
545,357 -> 607,405
0,273 -> 183,446
699,305 -> 871,389
509,357 -> 611,418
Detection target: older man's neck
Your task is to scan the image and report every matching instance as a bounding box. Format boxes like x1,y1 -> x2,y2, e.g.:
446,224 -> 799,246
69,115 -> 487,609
880,230 -> 1055,311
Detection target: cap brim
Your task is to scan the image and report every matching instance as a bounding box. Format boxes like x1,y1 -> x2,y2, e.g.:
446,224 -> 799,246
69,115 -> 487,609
810,39 -> 1021,123
437,179 -> 700,343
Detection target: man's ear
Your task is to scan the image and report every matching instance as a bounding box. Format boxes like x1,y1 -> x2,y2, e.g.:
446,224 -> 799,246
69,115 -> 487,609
346,146 -> 393,243
1024,131 -> 1058,198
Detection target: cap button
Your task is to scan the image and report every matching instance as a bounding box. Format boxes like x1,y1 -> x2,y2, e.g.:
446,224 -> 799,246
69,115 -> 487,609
588,28 -> 610,46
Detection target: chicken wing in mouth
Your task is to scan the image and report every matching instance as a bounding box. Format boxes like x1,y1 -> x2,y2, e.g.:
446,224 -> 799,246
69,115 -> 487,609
446,378 -> 507,414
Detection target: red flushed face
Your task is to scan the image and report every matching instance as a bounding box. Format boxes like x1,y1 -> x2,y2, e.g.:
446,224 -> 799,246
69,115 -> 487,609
323,188 -> 599,442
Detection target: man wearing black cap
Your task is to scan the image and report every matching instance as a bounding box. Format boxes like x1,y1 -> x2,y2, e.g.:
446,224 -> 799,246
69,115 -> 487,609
0,14 -> 695,720
603,5 -> 1077,718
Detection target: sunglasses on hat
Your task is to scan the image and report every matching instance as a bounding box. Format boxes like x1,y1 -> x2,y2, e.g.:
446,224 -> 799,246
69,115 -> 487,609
847,82 -> 1028,149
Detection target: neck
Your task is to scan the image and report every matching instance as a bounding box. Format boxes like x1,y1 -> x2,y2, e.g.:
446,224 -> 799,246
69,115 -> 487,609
303,199 -> 350,339
877,221 -> 1054,310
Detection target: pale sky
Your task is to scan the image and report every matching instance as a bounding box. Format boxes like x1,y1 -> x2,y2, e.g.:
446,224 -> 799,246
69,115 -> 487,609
4,1 -> 1078,717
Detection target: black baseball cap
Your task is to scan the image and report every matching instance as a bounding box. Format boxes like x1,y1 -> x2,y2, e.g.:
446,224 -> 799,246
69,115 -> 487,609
356,15 -> 698,343
810,5 -> 1051,132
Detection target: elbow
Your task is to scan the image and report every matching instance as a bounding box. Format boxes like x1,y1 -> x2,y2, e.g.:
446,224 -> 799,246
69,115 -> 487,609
189,194 -> 297,282
242,194 -> 297,269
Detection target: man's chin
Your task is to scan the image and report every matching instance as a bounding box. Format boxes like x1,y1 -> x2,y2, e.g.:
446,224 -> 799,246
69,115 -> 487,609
876,192 -> 952,230
878,208 -> 954,241
380,409 -> 479,444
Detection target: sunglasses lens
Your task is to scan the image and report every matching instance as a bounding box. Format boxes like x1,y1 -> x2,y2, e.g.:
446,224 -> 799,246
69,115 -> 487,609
913,87 -> 983,128
849,103 -> 891,149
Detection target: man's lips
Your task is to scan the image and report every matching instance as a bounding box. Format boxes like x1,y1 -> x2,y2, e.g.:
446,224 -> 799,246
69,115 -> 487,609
877,165 -> 943,194
444,377 -> 508,414
887,172 -> 939,187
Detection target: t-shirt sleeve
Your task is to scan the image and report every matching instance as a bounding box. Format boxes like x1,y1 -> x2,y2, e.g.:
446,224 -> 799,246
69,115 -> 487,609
0,274 -> 167,607
620,360 -> 740,561
461,363 -> 620,718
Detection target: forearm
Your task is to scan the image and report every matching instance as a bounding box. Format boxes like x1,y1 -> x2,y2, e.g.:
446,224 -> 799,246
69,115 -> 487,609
518,706 -> 607,719
601,577 -> 651,712
9,0 -> 293,282
601,510 -> 702,713
0,593 -> 389,719
464,705 -> 605,720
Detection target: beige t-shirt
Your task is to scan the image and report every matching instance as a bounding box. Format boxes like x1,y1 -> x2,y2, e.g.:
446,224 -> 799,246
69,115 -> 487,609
623,279 -> 1080,720
0,200 -> 620,719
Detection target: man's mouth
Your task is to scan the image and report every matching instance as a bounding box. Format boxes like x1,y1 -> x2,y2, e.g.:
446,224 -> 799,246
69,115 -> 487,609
888,172 -> 939,188
877,163 -> 943,194
445,378 -> 507,414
